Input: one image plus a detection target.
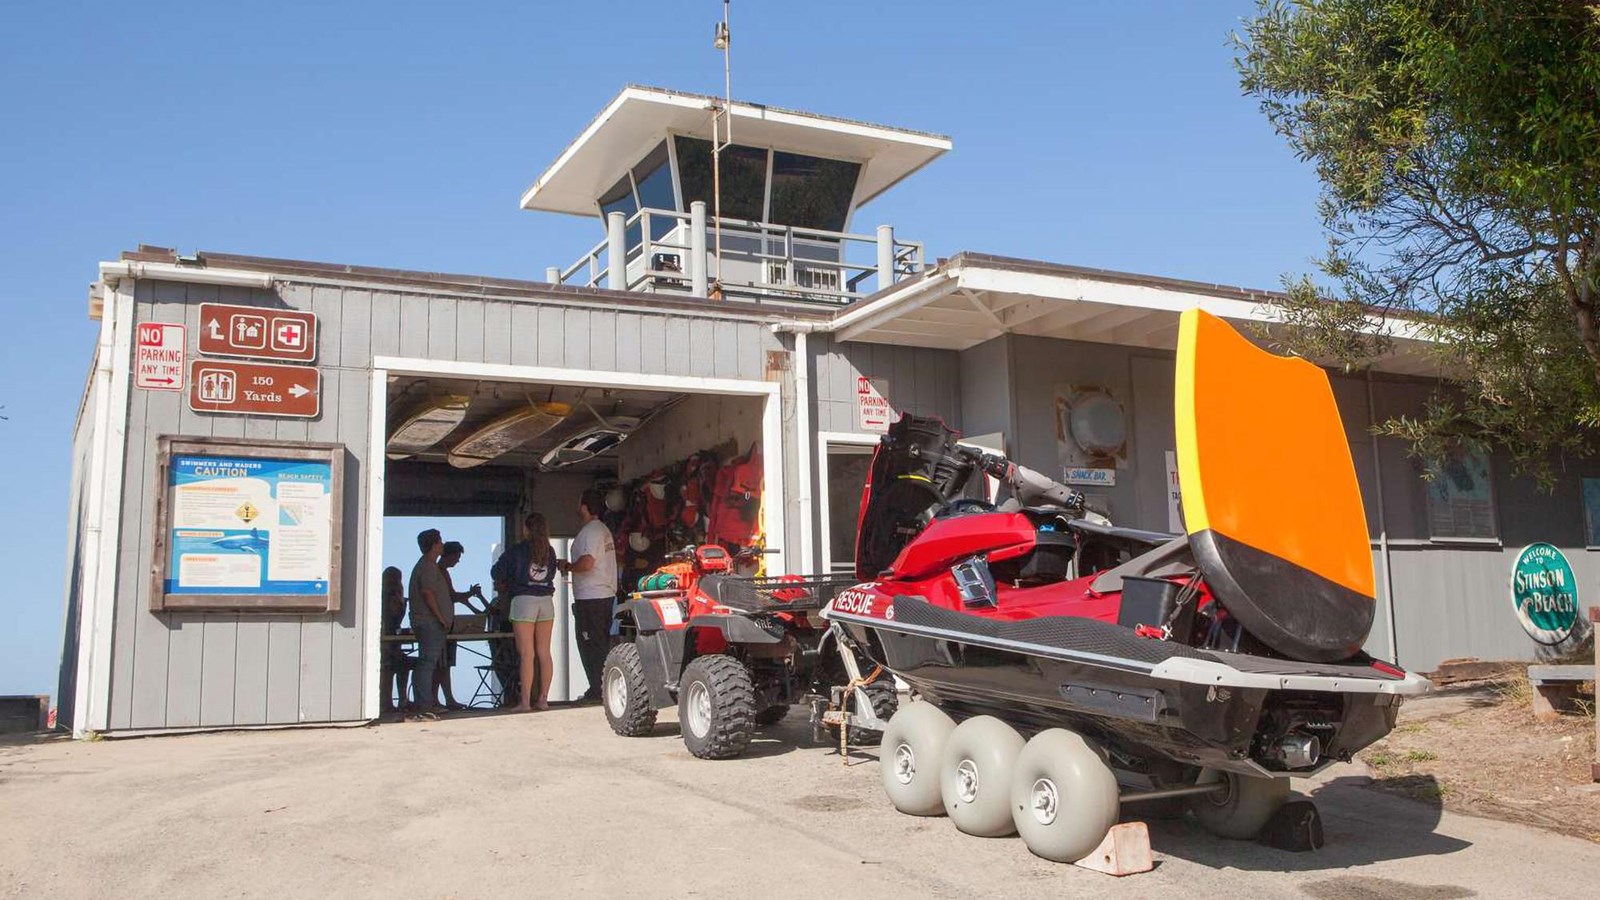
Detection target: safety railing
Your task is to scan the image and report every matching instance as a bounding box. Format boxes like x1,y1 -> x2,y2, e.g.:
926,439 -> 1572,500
549,201 -> 924,305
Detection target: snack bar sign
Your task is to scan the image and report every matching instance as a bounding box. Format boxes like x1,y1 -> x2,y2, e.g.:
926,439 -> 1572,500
165,454 -> 333,598
1510,542 -> 1580,645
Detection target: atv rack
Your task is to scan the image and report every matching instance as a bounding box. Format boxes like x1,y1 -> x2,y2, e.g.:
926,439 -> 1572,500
703,573 -> 860,614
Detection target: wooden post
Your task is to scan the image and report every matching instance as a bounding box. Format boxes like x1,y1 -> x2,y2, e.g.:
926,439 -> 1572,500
1591,607 -> 1599,783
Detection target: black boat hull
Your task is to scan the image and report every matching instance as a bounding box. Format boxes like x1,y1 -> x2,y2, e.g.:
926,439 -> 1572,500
837,616 -> 1404,779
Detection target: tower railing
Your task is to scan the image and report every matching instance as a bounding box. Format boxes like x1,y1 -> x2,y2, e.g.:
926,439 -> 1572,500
551,202 -> 924,304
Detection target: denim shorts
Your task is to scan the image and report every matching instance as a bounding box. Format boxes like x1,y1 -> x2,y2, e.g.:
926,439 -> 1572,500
510,594 -> 555,623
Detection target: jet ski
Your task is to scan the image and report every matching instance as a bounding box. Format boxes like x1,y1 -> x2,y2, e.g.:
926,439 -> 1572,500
821,309 -> 1429,861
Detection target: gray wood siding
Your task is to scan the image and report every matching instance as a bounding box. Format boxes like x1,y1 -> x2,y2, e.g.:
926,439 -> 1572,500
108,277 -> 797,731
797,335 -> 962,571
111,279 -> 374,730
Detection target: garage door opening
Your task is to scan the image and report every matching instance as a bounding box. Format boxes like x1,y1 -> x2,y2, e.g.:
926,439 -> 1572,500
366,360 -> 784,720
382,515 -> 507,711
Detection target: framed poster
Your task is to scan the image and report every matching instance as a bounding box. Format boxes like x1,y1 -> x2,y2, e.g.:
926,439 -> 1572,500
1582,477 -> 1600,548
1424,442 -> 1497,541
151,437 -> 344,612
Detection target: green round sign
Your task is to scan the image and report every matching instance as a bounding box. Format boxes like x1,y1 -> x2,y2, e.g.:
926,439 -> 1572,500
1510,543 -> 1580,645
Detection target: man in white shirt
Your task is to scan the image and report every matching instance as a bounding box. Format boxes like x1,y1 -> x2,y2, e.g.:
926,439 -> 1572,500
561,488 -> 619,703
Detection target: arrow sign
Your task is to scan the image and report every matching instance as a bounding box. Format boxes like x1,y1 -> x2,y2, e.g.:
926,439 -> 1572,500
188,359 -> 320,418
197,302 -> 316,362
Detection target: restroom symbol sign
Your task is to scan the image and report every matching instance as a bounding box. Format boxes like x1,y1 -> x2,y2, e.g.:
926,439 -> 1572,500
198,302 -> 317,362
197,367 -> 237,404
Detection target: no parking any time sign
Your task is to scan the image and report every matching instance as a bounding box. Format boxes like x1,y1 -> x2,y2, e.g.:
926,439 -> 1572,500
135,322 -> 185,391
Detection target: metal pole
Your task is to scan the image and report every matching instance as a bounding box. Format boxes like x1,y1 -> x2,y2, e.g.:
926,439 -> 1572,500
640,212 -> 653,292
551,537 -> 573,701
544,266 -> 561,284
690,201 -> 708,297
606,211 -> 627,291
1119,782 -> 1227,804
876,225 -> 895,291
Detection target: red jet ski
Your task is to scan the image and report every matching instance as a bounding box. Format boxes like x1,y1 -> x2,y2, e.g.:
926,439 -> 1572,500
822,309 -> 1429,862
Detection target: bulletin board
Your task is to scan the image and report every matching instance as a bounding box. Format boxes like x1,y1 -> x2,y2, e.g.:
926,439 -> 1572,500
151,437 -> 345,612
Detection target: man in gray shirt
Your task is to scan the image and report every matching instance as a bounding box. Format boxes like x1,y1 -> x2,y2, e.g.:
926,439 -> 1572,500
408,528 -> 452,719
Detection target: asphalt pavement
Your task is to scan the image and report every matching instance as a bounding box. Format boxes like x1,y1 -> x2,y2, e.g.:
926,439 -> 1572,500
1,702 -> 1594,899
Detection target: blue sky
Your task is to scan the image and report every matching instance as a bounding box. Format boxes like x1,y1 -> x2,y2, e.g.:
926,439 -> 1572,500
0,0 -> 1320,697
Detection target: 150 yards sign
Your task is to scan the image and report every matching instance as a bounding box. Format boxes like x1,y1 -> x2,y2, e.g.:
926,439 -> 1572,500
189,360 -> 320,418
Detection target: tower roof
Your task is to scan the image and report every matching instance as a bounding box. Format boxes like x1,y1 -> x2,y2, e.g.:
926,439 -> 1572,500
521,85 -> 951,216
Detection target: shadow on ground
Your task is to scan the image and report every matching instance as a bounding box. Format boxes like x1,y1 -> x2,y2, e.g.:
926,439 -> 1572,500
1148,774 -> 1471,876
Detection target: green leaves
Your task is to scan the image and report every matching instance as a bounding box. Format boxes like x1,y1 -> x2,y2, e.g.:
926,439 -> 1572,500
1239,0 -> 1600,485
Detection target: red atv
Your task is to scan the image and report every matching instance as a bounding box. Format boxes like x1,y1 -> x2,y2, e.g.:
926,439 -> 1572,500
600,544 -> 896,759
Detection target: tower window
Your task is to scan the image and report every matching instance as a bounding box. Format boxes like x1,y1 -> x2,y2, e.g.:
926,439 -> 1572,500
770,151 -> 860,232
674,136 -> 766,222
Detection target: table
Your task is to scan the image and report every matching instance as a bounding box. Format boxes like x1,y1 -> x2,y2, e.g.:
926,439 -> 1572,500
383,632 -> 517,707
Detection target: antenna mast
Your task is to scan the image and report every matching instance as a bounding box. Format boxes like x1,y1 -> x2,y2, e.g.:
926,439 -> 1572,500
710,0 -> 732,299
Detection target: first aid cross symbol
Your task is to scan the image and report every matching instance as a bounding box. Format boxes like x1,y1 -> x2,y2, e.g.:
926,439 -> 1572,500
274,321 -> 304,350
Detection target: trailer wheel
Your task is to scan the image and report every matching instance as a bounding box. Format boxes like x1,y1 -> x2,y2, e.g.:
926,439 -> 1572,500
879,702 -> 955,816
940,716 -> 1025,836
601,643 -> 657,737
1186,770 -> 1289,839
756,704 -> 790,726
1009,729 -> 1120,862
678,654 -> 757,759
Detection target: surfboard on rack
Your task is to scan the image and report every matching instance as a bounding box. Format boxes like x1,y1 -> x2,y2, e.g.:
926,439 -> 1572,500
447,402 -> 573,469
386,394 -> 471,461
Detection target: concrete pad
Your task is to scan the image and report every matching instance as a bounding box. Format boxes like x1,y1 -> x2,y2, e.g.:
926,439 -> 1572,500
1,705 -> 1595,899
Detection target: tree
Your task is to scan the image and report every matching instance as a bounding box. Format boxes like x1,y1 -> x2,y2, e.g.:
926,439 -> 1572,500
1235,0 -> 1600,483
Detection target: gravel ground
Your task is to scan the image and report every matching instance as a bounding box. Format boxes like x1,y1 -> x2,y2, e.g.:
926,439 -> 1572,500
1359,681 -> 1599,842
3,701 -> 1599,899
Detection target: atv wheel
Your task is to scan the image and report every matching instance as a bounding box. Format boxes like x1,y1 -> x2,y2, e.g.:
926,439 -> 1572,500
1009,729 -> 1119,862
941,716 -> 1025,837
826,680 -> 899,746
880,702 -> 956,816
602,643 -> 657,737
677,655 -> 757,759
755,704 -> 790,726
1187,770 -> 1289,839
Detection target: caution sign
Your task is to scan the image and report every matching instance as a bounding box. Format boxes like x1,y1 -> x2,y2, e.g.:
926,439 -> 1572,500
856,377 -> 894,434
135,322 -> 186,392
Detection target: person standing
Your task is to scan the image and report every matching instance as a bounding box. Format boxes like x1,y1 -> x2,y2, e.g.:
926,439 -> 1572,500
562,489 -> 618,704
435,541 -> 485,710
379,566 -> 410,716
491,513 -> 558,711
407,528 -> 452,720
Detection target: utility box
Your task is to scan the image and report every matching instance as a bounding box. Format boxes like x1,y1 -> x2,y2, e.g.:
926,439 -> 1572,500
0,695 -> 49,734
